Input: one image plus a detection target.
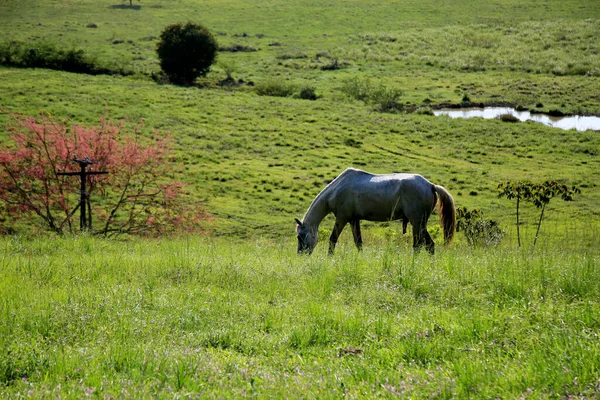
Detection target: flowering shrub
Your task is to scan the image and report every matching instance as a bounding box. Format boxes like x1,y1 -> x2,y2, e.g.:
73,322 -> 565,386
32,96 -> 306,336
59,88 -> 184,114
0,112 -> 211,236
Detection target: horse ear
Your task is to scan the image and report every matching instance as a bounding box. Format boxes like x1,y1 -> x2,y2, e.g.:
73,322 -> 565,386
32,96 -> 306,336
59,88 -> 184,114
294,218 -> 303,227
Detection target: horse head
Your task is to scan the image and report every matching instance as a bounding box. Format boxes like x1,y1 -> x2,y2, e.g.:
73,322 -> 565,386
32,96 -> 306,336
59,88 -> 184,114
295,218 -> 317,254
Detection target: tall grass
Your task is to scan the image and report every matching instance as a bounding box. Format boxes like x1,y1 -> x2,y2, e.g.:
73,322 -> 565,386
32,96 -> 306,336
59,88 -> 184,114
341,77 -> 403,112
350,19 -> 600,76
1,235 -> 598,397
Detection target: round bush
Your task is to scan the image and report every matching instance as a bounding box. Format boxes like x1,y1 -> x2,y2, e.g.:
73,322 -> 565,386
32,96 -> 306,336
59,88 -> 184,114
156,22 -> 218,84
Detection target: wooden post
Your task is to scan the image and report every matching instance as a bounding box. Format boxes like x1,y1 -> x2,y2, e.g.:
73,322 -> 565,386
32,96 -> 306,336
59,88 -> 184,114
57,157 -> 108,231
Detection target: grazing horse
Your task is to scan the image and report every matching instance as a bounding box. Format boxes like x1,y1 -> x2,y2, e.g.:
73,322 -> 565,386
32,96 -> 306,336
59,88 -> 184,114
295,168 -> 456,255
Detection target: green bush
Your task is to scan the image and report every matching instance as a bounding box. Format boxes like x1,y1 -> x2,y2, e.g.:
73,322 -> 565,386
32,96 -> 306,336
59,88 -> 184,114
456,207 -> 505,247
341,77 -> 403,112
0,41 -> 127,76
156,22 -> 218,85
370,85 -> 403,112
255,79 -> 296,97
497,113 -> 519,123
298,86 -> 318,100
341,77 -> 372,102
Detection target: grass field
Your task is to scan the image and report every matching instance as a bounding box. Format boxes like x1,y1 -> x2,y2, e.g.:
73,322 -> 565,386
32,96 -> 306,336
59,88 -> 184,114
1,0 -> 600,397
1,236 -> 599,398
1,0 -> 599,238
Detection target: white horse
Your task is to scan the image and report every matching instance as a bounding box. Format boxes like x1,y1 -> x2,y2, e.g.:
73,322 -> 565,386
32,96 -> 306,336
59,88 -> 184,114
295,168 -> 456,255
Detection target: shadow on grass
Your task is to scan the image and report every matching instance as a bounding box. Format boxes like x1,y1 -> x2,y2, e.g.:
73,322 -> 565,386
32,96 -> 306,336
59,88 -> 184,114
109,4 -> 142,10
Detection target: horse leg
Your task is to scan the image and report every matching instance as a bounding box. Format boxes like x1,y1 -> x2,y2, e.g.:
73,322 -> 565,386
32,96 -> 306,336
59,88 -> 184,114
411,221 -> 427,252
329,219 -> 347,255
402,217 -> 408,235
350,220 -> 363,251
412,228 -> 421,251
411,222 -> 435,254
424,230 -> 435,255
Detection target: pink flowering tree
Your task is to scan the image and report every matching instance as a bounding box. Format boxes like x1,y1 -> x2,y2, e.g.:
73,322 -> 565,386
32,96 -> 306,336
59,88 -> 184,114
0,112 -> 210,236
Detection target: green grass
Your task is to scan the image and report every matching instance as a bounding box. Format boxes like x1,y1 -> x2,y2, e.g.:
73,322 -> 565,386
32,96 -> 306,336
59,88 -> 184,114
0,2 -> 599,394
0,66 -> 598,239
1,236 -> 599,397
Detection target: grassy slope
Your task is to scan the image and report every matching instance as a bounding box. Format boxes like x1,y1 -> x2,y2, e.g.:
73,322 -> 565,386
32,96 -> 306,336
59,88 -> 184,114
1,236 -> 599,397
0,0 -> 599,243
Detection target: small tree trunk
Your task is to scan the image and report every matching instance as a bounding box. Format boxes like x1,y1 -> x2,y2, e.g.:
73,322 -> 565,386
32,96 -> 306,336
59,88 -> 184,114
87,198 -> 93,230
533,204 -> 546,246
516,197 -> 521,247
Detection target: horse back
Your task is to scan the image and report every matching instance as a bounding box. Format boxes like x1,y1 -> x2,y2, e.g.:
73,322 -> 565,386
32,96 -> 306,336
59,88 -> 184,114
328,170 -> 434,222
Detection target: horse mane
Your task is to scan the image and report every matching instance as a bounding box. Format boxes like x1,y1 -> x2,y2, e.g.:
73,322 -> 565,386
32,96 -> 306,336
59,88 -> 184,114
302,168 -> 359,221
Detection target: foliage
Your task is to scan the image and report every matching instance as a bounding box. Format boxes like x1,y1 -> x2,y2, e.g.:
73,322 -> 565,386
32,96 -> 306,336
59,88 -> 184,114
527,181 -> 581,245
497,113 -> 519,123
156,22 -> 218,85
498,180 -> 581,246
217,60 -> 237,82
497,181 -> 531,247
456,207 -> 505,247
298,86 -> 318,100
0,113 -> 210,236
255,79 -> 296,97
0,41 -> 131,76
341,77 -> 403,112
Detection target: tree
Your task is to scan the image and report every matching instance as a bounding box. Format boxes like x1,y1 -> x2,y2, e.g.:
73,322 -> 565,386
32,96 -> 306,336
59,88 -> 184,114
156,22 -> 218,85
528,181 -> 580,246
498,180 -> 580,246
0,112 -> 210,236
497,181 -> 533,247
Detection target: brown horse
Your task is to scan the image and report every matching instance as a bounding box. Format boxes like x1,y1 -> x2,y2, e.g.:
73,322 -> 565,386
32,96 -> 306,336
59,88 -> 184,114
295,168 -> 456,255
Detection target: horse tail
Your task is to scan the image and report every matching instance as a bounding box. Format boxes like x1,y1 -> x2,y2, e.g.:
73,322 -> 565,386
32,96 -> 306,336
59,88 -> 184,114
433,184 -> 456,244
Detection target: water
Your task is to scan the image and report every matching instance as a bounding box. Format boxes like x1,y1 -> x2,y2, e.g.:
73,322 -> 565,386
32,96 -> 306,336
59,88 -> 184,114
433,107 -> 600,131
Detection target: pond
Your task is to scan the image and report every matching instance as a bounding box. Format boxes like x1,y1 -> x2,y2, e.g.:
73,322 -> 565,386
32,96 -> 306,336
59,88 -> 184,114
433,107 -> 600,131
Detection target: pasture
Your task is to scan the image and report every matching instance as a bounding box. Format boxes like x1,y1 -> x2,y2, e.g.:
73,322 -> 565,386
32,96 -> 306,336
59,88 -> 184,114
1,0 -> 600,397
1,236 -> 599,397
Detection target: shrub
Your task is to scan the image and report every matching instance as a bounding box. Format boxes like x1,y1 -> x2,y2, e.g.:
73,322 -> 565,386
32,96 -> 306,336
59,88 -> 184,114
341,77 -> 372,102
456,207 -> 505,247
218,60 -> 237,82
298,86 -> 318,100
370,85 -> 403,112
0,41 -> 130,76
0,113 -> 210,236
341,77 -> 403,112
497,113 -> 519,123
255,79 -> 296,97
156,22 -> 218,85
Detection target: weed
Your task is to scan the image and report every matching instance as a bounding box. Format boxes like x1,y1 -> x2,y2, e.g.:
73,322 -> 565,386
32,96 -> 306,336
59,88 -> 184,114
341,77 -> 403,112
456,207 -> 505,247
298,86 -> 318,100
497,113 -> 519,123
255,79 -> 296,97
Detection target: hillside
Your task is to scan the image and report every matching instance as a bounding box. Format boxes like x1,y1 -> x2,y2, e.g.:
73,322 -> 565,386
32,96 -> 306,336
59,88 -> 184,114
1,0 -> 599,244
